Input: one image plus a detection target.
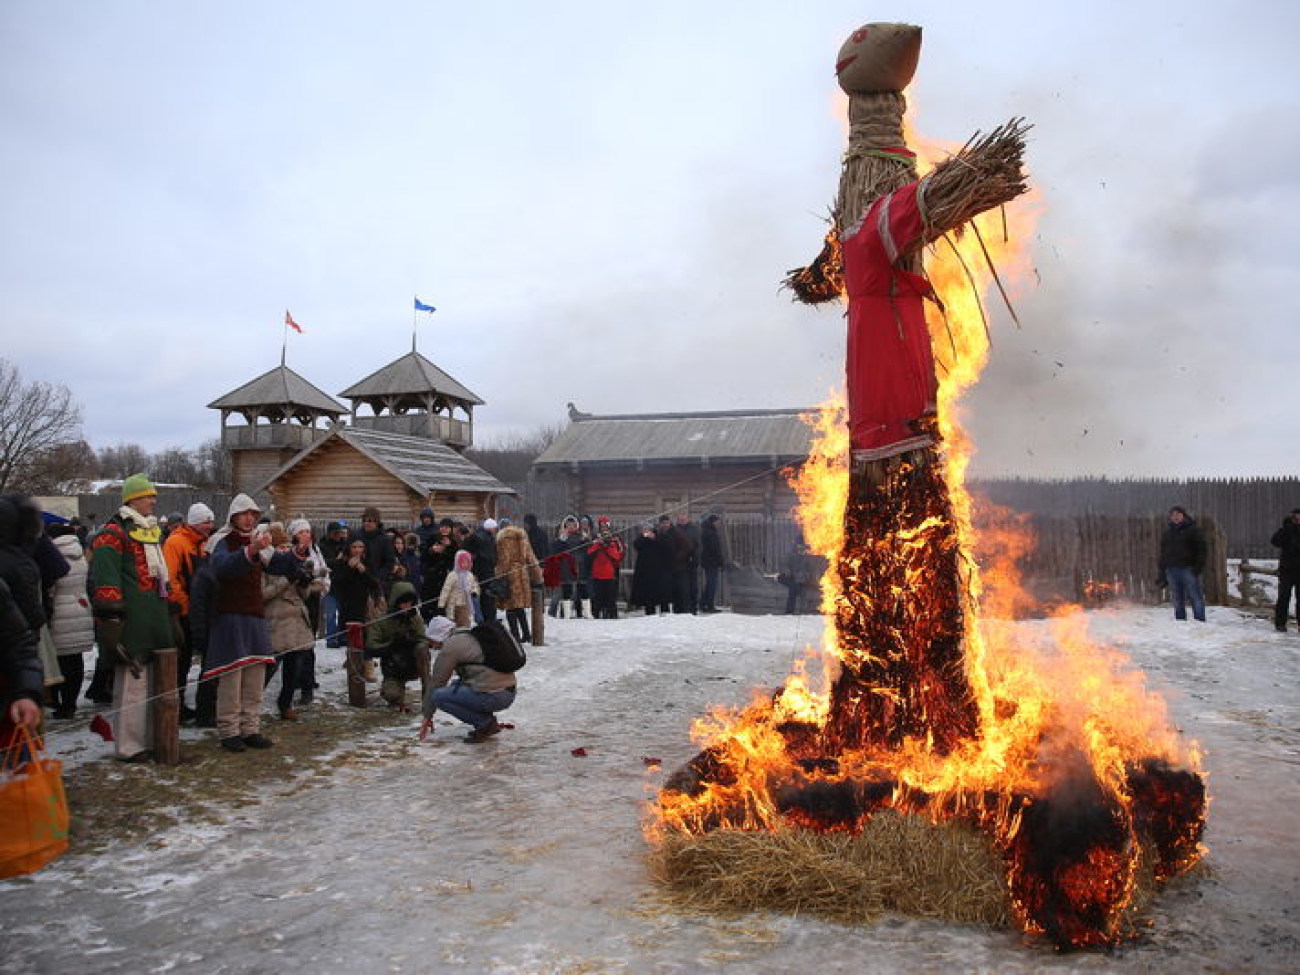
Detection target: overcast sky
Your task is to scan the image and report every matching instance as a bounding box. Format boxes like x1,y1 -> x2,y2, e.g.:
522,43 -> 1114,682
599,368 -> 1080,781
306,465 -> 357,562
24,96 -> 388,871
2,1 -> 1296,478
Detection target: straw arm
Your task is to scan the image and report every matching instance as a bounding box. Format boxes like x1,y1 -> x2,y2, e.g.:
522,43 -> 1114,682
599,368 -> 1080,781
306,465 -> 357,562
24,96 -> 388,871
917,118 -> 1031,246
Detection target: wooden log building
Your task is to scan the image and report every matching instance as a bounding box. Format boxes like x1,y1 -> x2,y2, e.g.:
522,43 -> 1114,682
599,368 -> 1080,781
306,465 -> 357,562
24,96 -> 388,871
258,426 -> 512,525
531,405 -> 818,522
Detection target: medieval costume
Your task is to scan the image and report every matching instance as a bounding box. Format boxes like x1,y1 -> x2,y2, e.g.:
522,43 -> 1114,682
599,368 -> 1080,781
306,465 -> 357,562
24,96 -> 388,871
89,475 -> 177,760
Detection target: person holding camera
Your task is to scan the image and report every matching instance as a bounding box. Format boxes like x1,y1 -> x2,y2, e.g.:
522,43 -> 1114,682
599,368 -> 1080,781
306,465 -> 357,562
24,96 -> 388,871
262,521 -> 328,720
203,495 -> 303,753
587,516 -> 626,619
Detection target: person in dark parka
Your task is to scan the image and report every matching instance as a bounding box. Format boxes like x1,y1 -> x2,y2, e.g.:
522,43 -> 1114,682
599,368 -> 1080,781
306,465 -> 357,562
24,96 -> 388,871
1270,507 -> 1300,632
1158,506 -> 1207,622
630,521 -> 673,615
0,577 -> 43,746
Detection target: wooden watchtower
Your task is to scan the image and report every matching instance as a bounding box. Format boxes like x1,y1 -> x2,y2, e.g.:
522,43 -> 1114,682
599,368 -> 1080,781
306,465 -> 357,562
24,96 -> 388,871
338,346 -> 483,451
207,364 -> 346,496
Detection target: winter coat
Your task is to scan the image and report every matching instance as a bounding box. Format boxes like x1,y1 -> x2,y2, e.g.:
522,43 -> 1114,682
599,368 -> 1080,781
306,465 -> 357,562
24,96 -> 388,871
701,520 -> 725,570
667,523 -> 700,571
163,523 -> 208,617
49,533 -> 94,655
438,568 -> 481,617
587,535 -> 625,581
423,631 -> 516,711
367,581 -> 429,683
523,519 -> 550,574
414,509 -> 439,554
545,533 -> 582,587
462,528 -> 498,586
330,556 -> 382,625
494,525 -> 541,611
420,531 -> 458,607
0,577 -> 43,714
1159,517 -> 1207,574
1271,519 -> 1300,576
32,534 -> 70,620
0,494 -> 47,633
782,547 -> 818,587
630,531 -> 672,608
204,528 -> 301,676
393,547 -> 423,594
262,555 -> 322,656
89,510 -> 174,664
356,526 -> 397,589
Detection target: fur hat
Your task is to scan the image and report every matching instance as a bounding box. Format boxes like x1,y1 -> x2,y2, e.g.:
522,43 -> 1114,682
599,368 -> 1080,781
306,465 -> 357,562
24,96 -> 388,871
187,503 -> 215,526
121,473 -> 157,503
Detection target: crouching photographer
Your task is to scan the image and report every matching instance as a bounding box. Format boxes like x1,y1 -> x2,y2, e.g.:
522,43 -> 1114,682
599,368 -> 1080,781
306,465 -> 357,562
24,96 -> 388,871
418,618 -> 523,743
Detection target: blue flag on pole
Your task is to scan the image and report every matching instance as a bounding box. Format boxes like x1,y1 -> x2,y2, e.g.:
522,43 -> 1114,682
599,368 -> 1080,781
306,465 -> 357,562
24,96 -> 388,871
414,297 -> 436,314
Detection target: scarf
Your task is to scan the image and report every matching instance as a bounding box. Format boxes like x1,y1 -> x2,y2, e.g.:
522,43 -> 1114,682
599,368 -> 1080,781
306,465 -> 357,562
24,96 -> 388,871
118,504 -> 169,593
455,568 -> 476,600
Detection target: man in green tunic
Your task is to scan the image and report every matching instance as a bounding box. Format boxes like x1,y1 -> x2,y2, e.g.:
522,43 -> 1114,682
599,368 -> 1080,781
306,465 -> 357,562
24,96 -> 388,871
89,474 -> 178,761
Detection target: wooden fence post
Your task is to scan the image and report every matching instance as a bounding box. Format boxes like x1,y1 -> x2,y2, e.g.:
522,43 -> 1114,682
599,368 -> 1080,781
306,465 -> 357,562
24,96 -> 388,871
151,648 -> 180,765
345,622 -> 367,708
531,586 -> 546,646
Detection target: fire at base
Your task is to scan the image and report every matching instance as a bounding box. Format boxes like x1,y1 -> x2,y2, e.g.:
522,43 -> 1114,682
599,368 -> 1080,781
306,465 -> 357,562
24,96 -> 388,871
649,23 -> 1206,950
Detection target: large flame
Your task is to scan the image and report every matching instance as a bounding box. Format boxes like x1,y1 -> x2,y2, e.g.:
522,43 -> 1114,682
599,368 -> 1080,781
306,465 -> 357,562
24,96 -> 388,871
651,124 -> 1205,949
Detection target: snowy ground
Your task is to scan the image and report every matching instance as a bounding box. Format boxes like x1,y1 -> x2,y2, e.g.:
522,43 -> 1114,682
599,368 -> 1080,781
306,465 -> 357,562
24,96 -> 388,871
3,605 -> 1298,974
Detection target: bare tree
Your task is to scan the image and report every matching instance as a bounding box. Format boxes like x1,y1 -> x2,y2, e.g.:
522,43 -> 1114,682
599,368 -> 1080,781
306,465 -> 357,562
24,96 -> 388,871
152,446 -> 200,486
0,358 -> 85,493
466,422 -> 565,485
22,439 -> 98,494
97,442 -> 151,479
193,437 -> 231,490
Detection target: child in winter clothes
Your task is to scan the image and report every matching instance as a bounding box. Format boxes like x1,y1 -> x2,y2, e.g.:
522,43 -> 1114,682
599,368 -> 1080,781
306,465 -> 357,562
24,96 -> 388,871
438,549 -> 481,627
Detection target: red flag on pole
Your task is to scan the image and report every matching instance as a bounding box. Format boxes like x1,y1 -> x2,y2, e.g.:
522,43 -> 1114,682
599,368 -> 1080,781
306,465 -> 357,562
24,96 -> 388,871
285,310 -> 303,333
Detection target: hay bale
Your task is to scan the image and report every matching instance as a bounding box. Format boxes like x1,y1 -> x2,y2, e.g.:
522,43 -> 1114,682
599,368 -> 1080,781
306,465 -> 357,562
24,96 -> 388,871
650,811 -> 1012,928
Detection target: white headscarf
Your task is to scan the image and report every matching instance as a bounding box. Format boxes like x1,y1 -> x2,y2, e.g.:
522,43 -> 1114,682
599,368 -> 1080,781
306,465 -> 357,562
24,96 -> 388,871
205,493 -> 261,554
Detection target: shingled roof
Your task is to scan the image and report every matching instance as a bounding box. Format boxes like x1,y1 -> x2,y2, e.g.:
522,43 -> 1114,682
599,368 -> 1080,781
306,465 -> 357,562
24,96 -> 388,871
533,407 -> 820,468
206,365 -> 346,416
338,350 -> 483,406
257,426 -> 513,497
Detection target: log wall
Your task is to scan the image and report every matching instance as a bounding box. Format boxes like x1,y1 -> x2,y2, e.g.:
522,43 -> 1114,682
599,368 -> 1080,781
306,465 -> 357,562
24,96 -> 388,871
232,448 -> 298,497
548,463 -> 800,524
268,440 -> 415,524
974,476 -> 1299,559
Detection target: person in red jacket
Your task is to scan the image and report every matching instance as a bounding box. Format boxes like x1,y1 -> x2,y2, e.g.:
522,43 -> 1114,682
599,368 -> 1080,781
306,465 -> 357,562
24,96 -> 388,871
586,517 -> 625,620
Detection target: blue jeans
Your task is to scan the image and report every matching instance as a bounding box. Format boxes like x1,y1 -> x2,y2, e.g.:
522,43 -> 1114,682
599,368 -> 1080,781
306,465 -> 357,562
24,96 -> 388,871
701,567 -> 720,610
322,592 -> 341,646
428,680 -> 515,731
1165,567 -> 1206,621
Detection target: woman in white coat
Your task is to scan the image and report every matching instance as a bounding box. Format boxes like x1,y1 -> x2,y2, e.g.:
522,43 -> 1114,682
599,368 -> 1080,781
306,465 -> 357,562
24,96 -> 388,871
48,523 -> 94,718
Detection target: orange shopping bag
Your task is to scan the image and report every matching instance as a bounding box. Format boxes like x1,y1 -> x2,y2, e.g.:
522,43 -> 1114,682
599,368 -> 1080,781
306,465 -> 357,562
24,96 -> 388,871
0,725 -> 70,878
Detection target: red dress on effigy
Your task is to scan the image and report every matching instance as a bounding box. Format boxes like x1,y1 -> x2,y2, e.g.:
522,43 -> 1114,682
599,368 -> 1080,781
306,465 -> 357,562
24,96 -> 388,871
841,180 -> 937,458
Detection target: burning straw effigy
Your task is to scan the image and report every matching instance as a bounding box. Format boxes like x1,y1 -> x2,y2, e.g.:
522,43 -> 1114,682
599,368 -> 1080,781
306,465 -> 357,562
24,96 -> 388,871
649,23 -> 1206,950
